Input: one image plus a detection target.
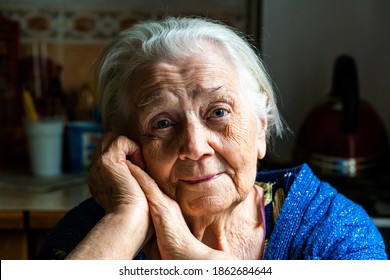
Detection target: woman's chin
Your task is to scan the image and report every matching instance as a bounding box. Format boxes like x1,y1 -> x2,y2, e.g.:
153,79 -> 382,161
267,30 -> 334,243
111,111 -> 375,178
173,174 -> 244,217
179,193 -> 235,218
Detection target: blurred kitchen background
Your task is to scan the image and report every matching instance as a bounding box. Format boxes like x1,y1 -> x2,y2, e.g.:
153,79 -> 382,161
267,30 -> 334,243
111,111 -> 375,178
0,0 -> 389,259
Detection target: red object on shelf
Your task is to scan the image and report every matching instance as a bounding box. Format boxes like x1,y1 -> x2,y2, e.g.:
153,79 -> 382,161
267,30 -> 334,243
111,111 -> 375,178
295,55 -> 389,178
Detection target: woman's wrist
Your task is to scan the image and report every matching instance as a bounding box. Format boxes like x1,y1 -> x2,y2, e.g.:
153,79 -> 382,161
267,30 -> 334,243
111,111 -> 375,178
105,207 -> 151,255
66,206 -> 150,259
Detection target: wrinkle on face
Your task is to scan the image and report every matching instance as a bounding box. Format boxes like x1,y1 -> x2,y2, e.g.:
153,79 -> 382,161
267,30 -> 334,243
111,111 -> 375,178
127,47 -> 266,220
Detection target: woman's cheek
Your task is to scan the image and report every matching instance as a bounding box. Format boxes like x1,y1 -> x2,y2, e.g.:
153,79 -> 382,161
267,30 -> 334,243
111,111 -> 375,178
224,117 -> 259,185
142,141 -> 177,195
225,120 -> 255,160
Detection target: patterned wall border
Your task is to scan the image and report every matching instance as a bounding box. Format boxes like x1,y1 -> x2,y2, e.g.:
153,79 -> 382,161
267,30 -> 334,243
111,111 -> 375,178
1,5 -> 248,44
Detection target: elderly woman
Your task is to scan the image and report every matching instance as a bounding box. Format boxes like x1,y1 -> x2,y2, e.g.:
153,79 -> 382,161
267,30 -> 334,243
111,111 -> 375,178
38,17 -> 386,260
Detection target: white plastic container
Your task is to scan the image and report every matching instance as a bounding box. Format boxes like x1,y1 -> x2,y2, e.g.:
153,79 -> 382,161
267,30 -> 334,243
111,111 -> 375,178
25,118 -> 64,177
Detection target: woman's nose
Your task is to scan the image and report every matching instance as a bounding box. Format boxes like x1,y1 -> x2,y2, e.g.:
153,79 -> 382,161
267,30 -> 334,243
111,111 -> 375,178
178,120 -> 214,161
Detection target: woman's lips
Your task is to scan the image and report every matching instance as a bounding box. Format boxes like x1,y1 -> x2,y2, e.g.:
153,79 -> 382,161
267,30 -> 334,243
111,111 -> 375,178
180,173 -> 222,184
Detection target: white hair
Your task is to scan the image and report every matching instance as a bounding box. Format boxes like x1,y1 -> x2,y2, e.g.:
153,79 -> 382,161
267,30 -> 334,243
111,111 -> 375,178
98,17 -> 285,142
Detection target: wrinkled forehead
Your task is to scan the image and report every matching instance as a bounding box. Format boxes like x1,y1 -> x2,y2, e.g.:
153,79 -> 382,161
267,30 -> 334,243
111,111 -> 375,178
128,48 -> 241,107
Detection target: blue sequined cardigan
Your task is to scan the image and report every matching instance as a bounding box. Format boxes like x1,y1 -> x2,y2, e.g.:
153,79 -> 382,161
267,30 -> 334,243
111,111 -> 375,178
37,163 -> 387,259
258,163 -> 387,260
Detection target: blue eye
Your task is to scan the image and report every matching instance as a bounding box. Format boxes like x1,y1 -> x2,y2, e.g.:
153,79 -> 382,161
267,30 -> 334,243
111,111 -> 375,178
210,108 -> 227,118
154,119 -> 171,129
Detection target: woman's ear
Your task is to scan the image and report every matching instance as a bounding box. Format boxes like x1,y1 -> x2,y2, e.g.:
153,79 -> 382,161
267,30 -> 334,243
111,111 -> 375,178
257,117 -> 267,160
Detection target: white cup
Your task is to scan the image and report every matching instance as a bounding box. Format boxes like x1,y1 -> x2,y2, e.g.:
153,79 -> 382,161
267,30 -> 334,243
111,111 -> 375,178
25,119 -> 64,177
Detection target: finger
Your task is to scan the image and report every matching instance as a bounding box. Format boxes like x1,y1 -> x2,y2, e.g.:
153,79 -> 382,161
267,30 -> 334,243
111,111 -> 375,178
100,131 -> 119,154
127,161 -> 184,239
126,161 -> 174,219
91,131 -> 118,164
126,161 -> 163,201
105,135 -> 145,169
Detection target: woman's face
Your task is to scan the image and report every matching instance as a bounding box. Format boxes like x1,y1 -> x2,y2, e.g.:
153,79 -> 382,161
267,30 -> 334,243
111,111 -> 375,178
129,48 -> 266,218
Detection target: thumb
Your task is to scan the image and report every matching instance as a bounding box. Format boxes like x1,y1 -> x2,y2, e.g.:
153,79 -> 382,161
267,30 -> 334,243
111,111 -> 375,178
107,135 -> 145,169
126,162 -> 175,219
126,161 -> 165,202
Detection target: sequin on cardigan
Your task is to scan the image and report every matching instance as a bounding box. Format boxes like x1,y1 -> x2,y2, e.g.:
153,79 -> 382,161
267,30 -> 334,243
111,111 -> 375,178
257,163 -> 387,260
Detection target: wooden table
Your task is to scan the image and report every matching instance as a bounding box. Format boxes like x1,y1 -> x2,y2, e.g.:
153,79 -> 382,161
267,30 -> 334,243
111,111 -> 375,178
0,172 -> 90,259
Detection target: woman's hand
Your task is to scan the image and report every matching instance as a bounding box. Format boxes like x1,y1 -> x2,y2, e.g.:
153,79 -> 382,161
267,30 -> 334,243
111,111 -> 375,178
66,132 -> 153,259
88,132 -> 148,215
128,163 -> 239,260
81,132 -> 237,259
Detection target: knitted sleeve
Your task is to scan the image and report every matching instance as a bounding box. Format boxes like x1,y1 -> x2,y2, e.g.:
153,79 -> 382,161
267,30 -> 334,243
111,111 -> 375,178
299,185 -> 387,260
263,167 -> 387,260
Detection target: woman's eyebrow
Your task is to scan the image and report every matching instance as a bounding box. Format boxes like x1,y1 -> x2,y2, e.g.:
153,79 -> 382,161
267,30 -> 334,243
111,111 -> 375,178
203,86 -> 223,94
136,85 -> 231,108
136,91 -> 164,107
190,85 -> 232,98
203,86 -> 236,102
